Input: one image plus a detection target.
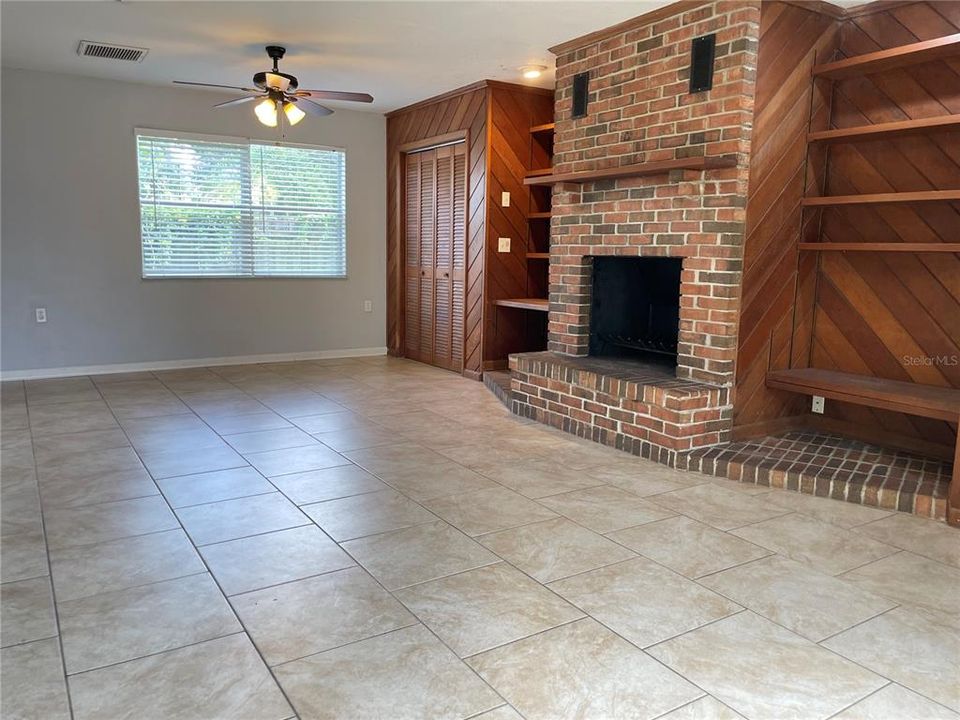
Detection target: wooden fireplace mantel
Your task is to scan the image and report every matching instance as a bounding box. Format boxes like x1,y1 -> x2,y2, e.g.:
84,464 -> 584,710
523,155 -> 738,186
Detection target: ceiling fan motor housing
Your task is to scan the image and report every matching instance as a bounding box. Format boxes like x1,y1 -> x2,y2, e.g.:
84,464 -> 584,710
256,46 -> 298,92
254,71 -> 298,92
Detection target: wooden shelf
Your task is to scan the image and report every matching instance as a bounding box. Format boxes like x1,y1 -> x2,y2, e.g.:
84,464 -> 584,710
767,368 -> 960,423
527,252 -> 550,259
812,33 -> 960,79
808,115 -> 960,144
799,242 -> 960,253
528,212 -> 552,220
525,168 -> 554,179
524,155 -> 738,186
530,122 -> 556,134
802,190 -> 960,207
495,298 -> 549,311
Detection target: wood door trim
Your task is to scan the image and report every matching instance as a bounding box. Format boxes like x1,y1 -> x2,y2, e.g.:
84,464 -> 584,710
398,131 -> 468,155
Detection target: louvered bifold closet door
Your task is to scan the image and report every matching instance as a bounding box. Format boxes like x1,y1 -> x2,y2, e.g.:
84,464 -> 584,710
450,146 -> 466,371
433,146 -> 454,370
403,152 -> 422,360
402,141 -> 466,372
418,151 -> 436,365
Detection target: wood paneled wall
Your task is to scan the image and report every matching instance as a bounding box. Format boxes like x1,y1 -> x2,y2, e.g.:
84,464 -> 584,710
811,1 -> 960,454
483,85 -> 553,368
735,0 -> 960,457
386,85 -> 487,377
387,81 -> 552,377
734,1 -> 839,435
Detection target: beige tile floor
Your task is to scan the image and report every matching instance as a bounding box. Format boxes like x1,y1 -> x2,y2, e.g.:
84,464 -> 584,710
1,356 -> 959,720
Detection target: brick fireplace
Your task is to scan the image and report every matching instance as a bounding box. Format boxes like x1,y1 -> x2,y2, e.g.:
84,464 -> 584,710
511,1 -> 761,464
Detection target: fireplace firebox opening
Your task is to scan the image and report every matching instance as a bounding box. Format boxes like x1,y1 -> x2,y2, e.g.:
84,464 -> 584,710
589,257 -> 683,367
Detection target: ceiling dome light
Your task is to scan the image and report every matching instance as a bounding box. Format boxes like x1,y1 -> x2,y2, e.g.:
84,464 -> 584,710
254,97 -> 278,127
520,65 -> 547,80
284,101 -> 306,126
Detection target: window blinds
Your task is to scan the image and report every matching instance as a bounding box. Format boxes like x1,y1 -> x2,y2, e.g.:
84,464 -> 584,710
136,132 -> 346,278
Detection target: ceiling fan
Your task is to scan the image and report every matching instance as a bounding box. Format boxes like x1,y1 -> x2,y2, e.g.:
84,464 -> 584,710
174,45 -> 374,127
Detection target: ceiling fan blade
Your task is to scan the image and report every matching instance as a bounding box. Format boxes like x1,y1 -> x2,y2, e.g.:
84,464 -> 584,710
174,80 -> 260,93
213,95 -> 260,109
298,99 -> 334,117
295,89 -> 373,103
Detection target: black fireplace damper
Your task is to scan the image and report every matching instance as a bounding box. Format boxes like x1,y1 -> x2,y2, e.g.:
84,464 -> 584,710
589,257 -> 682,366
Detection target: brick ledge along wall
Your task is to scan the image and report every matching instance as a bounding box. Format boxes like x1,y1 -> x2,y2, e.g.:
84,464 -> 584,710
511,1 -> 761,465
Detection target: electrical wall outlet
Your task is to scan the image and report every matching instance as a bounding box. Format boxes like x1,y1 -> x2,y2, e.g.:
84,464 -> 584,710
35,307 -> 47,324
498,237 -> 511,253
363,300 -> 373,313
811,395 -> 825,414
501,191 -> 510,207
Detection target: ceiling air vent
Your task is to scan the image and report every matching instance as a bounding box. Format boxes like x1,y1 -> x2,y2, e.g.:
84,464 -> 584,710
77,40 -> 148,63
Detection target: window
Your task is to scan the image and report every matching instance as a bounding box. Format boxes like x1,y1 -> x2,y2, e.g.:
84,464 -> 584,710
136,131 -> 346,278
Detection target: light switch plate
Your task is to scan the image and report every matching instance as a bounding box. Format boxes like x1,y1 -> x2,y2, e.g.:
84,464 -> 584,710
498,237 -> 511,252
363,300 -> 373,313
812,395 -> 825,414
501,191 -> 510,207
35,307 -> 47,324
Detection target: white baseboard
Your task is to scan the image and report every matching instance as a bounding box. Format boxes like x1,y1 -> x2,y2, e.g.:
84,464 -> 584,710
0,347 -> 389,381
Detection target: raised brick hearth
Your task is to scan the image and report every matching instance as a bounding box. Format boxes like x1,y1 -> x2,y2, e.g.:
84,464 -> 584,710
681,432 -> 952,522
510,352 -> 730,464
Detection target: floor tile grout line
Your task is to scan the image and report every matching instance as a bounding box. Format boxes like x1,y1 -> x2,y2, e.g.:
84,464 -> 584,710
165,488 -> 282,510
846,527 -> 960,570
814,604 -> 904,645
265,619 -> 421,670
687,567 -> 904,648
24,368 -> 830,697
810,604 -> 953,710
224,564 -> 363,600
0,570 -> 53,587
86,372 -> 306,718
32,490 -> 162,514
200,367 -> 525,710
62,630 -> 249,679
647,692 -> 720,720
53,570 -> 212,607
835,548 -> 906,578
194,375 -> 560,710
643,607 -> 752,654
22,393 -> 79,720
160,362 -> 548,705
0,632 -> 60,651
821,681 -> 894,720
41,525 -> 184,554
18,362 -> 958,718
457,615 -> 590,662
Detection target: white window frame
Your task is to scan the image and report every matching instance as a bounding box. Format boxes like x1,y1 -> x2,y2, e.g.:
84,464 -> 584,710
135,128 -> 348,280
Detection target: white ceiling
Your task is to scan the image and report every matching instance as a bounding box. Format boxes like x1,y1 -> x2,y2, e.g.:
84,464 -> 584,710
0,1 -> 866,113
0,0 -> 673,113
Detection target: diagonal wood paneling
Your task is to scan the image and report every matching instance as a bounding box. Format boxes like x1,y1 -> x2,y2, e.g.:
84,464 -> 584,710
386,86 -> 487,376
483,84 -> 553,366
734,2 -> 838,435
387,81 -> 552,376
811,0 -> 960,454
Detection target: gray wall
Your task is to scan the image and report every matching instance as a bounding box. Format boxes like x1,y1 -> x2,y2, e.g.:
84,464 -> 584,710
1,69 -> 387,374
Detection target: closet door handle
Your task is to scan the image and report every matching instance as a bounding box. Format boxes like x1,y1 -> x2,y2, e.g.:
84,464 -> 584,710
442,272 -> 449,278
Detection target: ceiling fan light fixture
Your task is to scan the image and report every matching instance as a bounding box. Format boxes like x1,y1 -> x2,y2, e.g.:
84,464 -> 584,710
254,97 -> 278,127
284,101 -> 306,126
520,64 -> 547,80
